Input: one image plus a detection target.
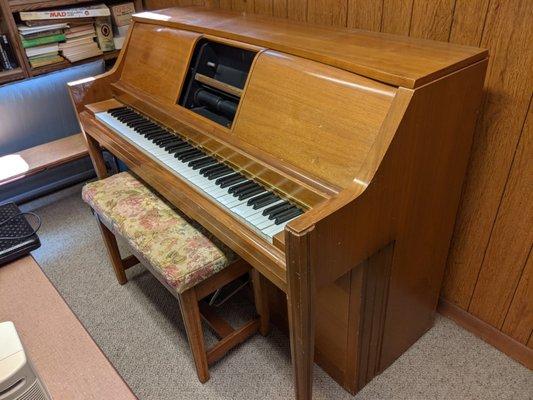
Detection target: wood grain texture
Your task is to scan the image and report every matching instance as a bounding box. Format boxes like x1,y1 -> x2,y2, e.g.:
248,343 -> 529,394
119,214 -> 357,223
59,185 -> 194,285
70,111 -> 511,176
409,0 -> 455,41
346,0 -> 382,31
233,50 -> 395,188
133,7 -> 487,88
448,0 -> 489,45
254,0 -> 272,14
381,0 -> 413,35
120,23 -> 199,103
468,101 -> 533,328
501,250 -> 533,344
232,0 -> 254,12
306,0 -> 347,26
0,134 -> 87,185
443,0 -> 533,308
71,11 -> 487,399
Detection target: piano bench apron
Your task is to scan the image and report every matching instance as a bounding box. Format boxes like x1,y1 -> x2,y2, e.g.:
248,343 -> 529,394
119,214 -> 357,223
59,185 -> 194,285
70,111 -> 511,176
81,171 -> 270,383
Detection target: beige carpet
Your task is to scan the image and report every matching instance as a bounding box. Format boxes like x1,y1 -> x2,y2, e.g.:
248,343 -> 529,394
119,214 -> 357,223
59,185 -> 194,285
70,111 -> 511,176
23,184 -> 532,400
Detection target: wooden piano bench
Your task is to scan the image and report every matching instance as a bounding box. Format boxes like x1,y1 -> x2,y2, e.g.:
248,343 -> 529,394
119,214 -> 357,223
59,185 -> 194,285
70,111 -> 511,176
81,172 -> 270,383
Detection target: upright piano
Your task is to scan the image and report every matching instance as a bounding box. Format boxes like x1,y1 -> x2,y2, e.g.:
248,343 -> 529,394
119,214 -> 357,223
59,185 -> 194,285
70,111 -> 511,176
69,7 -> 487,399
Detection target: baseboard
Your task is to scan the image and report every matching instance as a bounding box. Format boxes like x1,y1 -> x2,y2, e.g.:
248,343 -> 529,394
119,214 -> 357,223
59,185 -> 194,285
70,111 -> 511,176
438,298 -> 532,370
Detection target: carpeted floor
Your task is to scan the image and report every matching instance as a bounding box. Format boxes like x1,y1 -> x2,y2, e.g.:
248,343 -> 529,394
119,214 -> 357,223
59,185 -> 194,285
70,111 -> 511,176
24,184 -> 532,400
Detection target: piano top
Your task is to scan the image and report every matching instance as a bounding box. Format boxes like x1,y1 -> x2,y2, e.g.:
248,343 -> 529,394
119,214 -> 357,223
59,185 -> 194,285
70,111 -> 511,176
132,6 -> 488,89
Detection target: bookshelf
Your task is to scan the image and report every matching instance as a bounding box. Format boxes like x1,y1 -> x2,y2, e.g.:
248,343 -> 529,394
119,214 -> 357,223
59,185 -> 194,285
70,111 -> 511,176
0,0 -> 142,85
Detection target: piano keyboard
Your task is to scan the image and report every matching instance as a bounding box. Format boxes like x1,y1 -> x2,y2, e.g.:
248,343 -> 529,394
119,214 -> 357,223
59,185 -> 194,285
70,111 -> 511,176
95,107 -> 304,242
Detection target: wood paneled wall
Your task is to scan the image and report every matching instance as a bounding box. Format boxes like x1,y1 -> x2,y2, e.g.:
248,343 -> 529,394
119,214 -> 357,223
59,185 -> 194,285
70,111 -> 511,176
142,0 -> 533,366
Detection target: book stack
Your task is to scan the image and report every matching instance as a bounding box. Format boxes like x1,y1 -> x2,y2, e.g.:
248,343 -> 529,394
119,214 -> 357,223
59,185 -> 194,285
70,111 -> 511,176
18,23 -> 67,68
18,4 -> 114,67
110,3 -> 135,50
0,34 -> 18,71
60,24 -> 102,63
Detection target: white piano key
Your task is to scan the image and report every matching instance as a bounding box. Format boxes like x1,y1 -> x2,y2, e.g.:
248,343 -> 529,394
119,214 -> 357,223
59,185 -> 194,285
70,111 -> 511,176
96,110 -> 305,243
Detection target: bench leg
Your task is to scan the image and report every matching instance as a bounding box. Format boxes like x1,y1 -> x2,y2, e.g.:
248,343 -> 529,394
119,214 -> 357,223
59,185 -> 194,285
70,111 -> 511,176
179,288 -> 210,383
251,269 -> 271,336
96,216 -> 128,285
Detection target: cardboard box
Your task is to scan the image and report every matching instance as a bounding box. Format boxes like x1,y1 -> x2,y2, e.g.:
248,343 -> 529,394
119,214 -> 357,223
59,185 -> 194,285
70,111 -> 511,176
110,2 -> 135,27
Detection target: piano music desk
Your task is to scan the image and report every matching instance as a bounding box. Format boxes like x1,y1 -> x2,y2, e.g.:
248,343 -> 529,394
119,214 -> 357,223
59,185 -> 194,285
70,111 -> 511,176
68,7 -> 488,400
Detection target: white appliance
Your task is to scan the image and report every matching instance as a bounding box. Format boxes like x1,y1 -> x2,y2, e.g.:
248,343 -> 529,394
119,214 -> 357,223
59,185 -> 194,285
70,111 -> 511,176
0,321 -> 51,400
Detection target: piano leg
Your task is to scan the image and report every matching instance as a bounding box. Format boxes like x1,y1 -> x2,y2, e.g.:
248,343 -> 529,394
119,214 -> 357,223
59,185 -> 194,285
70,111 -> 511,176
286,230 -> 316,400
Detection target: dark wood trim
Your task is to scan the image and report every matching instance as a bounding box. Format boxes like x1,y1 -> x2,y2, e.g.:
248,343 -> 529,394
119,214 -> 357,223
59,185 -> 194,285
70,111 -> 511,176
438,298 -> 533,370
206,319 -> 260,365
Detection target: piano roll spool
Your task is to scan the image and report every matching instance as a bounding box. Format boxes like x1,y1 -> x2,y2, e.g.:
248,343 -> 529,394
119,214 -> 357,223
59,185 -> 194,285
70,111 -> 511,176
194,88 -> 238,119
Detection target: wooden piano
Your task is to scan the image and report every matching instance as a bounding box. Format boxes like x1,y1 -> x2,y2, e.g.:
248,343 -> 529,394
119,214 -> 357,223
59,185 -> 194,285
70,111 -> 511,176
69,7 -> 487,399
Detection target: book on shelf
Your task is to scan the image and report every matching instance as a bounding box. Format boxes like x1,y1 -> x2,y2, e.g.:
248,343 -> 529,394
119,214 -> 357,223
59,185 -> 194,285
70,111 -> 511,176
65,24 -> 96,39
21,33 -> 66,48
110,3 -> 136,27
59,35 -> 96,50
18,23 -> 69,35
20,4 -> 110,21
0,34 -> 18,71
25,42 -> 59,58
29,54 -> 65,68
23,18 -> 92,27
95,17 -> 115,52
20,28 -> 64,40
62,42 -> 103,63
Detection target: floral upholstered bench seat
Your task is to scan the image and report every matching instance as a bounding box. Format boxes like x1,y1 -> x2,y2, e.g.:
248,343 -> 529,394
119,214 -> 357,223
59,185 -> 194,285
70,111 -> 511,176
81,171 -> 235,294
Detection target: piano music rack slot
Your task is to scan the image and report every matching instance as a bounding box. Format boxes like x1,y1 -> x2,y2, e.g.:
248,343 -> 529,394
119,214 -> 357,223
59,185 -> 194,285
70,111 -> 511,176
178,38 -> 256,128
194,73 -> 243,98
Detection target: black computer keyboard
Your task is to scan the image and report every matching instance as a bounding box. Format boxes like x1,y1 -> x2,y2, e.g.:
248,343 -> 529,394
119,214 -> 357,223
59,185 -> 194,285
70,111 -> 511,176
0,202 -> 41,265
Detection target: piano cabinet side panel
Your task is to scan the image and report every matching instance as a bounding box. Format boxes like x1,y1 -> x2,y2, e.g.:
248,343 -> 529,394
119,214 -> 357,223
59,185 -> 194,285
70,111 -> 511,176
118,22 -> 200,105
378,59 -> 488,371
264,242 -> 395,395
232,50 -> 396,189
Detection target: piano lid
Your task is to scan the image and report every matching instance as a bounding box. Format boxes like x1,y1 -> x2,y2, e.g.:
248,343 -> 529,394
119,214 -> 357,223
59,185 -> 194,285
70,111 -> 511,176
132,6 -> 488,89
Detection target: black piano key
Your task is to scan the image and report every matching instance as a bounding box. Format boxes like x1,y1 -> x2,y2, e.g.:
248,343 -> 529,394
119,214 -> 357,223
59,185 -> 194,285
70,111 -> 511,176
229,181 -> 256,195
275,208 -> 303,225
143,129 -> 167,138
179,150 -> 204,162
215,173 -> 239,185
199,163 -> 225,175
238,186 -> 265,200
204,165 -> 231,178
167,142 -> 191,153
173,146 -> 195,157
207,167 -> 233,179
218,175 -> 246,188
262,201 -> 292,216
176,150 -> 201,161
227,180 -> 252,194
136,123 -> 159,130
268,205 -> 298,220
133,122 -> 155,130
108,107 -> 128,115
161,139 -> 184,149
248,192 -> 276,207
147,132 -> 170,141
126,120 -> 148,128
110,108 -> 133,116
189,157 -> 216,169
154,135 -> 176,145
120,115 -> 144,123
253,196 -> 281,210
